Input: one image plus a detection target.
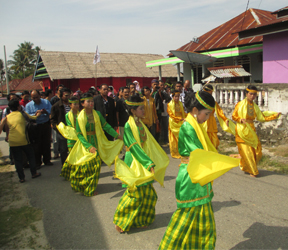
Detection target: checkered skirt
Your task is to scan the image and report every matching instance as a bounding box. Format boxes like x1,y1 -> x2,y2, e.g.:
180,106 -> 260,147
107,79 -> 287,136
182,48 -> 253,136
158,202 -> 216,250
113,184 -> 158,232
68,155 -> 102,197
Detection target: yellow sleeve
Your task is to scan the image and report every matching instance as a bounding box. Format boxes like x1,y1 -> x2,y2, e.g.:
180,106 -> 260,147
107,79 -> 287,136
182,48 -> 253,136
232,102 -> 242,123
216,103 -> 228,122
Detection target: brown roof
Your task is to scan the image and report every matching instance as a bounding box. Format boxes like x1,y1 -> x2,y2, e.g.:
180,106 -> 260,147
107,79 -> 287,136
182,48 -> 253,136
39,51 -> 178,81
171,8 -> 277,55
1,75 -> 42,93
14,75 -> 43,91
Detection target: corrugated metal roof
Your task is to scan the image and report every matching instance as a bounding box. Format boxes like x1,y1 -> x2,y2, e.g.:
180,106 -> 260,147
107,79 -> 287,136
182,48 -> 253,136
207,66 -> 251,78
171,8 -> 277,55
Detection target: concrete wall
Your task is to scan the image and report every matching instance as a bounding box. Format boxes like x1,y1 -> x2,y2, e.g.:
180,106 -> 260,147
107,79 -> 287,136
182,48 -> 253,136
263,31 -> 288,83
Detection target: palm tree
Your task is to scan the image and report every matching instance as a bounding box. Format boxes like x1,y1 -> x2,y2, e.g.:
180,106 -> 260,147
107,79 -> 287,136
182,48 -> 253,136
8,41 -> 39,79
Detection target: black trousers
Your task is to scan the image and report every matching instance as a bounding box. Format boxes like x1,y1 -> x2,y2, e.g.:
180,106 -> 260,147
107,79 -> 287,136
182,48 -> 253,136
56,133 -> 68,165
33,121 -> 51,166
155,113 -> 162,143
10,144 -> 37,180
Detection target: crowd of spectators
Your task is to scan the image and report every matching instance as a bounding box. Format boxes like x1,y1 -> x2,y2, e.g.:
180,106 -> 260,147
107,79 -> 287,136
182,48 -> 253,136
0,79 -> 197,183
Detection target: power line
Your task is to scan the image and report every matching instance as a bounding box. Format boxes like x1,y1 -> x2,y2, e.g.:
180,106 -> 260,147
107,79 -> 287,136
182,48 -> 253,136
258,0 -> 263,8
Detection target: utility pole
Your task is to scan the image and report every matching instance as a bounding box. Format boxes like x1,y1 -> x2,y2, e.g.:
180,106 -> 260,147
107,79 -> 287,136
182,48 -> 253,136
4,45 -> 9,94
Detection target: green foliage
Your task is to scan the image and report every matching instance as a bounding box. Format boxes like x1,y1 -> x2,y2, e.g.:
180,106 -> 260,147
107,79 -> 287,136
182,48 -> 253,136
8,41 -> 40,80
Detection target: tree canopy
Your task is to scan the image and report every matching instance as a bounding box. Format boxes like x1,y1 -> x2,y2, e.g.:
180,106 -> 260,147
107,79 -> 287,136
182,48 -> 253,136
8,41 -> 40,80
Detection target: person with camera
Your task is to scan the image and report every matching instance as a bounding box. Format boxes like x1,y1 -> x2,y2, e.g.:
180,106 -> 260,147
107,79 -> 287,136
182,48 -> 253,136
25,90 -> 53,168
0,99 -> 41,183
154,80 -> 171,142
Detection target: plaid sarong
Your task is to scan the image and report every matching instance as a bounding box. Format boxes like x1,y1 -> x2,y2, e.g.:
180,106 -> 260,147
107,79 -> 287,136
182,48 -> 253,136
69,155 -> 102,197
158,202 -> 216,250
113,184 -> 157,232
60,161 -> 76,181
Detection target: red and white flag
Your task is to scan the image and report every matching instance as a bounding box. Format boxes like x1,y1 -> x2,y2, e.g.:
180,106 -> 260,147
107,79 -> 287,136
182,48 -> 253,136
93,46 -> 100,64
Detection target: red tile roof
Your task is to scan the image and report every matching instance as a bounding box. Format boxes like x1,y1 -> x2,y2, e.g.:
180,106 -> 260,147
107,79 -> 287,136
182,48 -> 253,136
171,8 -> 277,55
1,75 -> 43,93
14,75 -> 43,92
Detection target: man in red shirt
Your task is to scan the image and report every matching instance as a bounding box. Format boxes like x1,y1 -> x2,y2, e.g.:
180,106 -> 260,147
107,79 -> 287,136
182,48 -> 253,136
19,91 -> 30,107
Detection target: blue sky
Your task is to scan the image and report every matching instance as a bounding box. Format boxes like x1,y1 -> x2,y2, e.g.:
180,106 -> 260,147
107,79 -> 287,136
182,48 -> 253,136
1,0 -> 287,62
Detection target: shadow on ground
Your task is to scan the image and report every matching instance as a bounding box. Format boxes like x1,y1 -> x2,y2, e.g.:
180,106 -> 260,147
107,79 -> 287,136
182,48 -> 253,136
230,222 -> 288,249
212,200 -> 241,213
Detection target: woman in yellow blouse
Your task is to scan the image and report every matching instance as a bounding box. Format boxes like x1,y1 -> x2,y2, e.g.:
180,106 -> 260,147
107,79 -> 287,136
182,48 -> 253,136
141,86 -> 158,137
202,84 -> 234,149
232,85 -> 281,177
167,90 -> 186,158
0,99 -> 41,182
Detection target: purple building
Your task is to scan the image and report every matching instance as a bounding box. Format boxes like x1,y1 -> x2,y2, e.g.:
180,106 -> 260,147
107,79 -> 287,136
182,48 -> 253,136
238,6 -> 288,84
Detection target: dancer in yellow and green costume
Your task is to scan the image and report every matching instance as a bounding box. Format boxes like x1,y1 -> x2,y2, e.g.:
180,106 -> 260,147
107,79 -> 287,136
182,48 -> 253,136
167,90 -> 186,158
113,94 -> 169,233
60,93 -> 124,196
232,85 -> 281,177
159,91 -> 239,250
202,84 -> 235,149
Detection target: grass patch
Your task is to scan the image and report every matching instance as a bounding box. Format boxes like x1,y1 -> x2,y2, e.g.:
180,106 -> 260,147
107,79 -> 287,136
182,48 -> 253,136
267,145 -> 288,157
258,155 -> 288,174
0,206 -> 42,246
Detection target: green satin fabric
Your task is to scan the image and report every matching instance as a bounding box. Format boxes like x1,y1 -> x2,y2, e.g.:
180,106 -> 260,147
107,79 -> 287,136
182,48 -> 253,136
122,122 -> 154,187
177,122 -> 214,208
76,110 -> 118,150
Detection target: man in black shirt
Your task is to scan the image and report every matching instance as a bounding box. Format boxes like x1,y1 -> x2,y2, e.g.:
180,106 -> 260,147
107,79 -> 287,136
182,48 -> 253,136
116,87 -> 130,154
93,84 -> 117,141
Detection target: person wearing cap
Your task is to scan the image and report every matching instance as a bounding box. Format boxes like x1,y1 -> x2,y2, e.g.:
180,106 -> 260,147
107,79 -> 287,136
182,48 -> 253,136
151,79 -> 159,98
113,94 -> 169,233
127,82 -> 136,96
202,84 -> 234,149
232,85 -> 281,177
154,80 -> 171,142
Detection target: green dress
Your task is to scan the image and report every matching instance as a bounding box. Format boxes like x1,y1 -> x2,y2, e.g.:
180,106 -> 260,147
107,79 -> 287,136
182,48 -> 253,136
61,111 -> 119,197
113,121 -> 157,232
159,121 -> 216,250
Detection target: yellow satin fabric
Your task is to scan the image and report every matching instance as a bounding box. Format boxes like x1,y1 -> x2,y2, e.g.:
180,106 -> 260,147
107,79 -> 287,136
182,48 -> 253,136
66,110 -> 123,167
237,141 -> 262,175
207,132 -> 219,149
168,100 -> 186,158
68,110 -> 79,128
141,96 -> 157,127
203,102 -> 235,135
115,116 -> 169,191
236,98 -> 279,149
186,114 -> 239,186
56,122 -> 78,141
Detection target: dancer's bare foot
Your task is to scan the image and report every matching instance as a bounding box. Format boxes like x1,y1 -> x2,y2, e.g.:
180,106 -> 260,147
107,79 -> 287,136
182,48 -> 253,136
250,174 -> 257,178
93,191 -> 98,196
115,225 -> 124,233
